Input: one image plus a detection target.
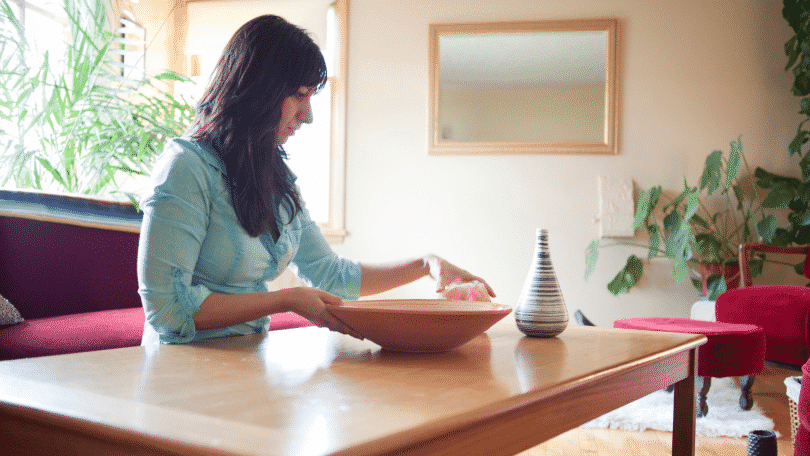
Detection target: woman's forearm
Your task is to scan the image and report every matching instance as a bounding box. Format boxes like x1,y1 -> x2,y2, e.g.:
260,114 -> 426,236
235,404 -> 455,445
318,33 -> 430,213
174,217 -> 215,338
359,256 -> 433,297
193,287 -> 361,339
193,290 -> 290,330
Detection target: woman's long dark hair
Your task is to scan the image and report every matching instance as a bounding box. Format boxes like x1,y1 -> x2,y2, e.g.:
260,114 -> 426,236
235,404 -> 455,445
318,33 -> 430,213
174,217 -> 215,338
189,15 -> 327,237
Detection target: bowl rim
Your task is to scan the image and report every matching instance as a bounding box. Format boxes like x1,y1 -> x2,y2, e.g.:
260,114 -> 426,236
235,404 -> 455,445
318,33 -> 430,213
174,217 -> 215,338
328,299 -> 512,315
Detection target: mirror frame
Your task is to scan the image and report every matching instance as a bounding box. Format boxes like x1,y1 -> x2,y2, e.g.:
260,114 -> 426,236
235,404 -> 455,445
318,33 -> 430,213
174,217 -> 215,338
429,18 -> 619,155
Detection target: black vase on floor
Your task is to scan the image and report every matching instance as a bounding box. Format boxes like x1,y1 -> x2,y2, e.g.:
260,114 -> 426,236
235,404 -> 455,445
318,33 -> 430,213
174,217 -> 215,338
747,430 -> 777,456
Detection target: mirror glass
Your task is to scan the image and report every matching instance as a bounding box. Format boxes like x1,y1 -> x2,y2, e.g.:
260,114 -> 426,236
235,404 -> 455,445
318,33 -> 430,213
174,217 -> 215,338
429,19 -> 618,154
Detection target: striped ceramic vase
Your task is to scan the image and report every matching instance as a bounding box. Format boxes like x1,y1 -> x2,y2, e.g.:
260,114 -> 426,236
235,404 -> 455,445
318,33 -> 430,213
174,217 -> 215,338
515,229 -> 569,337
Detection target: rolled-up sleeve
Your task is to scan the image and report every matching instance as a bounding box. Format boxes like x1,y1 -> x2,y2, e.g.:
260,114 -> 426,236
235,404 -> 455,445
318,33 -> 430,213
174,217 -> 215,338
137,142 -> 214,344
289,216 -> 361,301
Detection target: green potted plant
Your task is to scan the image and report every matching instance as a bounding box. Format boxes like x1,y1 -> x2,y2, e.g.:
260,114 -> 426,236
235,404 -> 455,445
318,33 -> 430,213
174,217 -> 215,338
585,136 -> 771,300
588,1 -> 810,293
748,0 -> 810,253
0,0 -> 194,202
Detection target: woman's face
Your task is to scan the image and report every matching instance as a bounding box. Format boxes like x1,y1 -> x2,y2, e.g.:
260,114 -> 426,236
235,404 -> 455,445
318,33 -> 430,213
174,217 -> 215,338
275,86 -> 315,145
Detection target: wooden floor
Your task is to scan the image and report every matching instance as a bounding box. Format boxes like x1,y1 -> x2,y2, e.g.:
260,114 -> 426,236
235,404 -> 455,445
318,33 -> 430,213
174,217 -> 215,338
519,364 -> 799,456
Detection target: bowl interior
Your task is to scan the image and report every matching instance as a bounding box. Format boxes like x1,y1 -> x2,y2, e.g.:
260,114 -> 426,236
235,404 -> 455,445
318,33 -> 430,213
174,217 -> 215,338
334,299 -> 510,313
327,299 -> 512,352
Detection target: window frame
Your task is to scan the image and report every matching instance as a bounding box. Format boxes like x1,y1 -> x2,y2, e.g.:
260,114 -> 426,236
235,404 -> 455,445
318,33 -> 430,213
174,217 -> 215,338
316,0 -> 348,244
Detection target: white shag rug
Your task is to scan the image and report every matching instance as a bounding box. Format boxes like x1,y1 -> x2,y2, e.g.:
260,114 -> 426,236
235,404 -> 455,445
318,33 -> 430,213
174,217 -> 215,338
581,377 -> 778,438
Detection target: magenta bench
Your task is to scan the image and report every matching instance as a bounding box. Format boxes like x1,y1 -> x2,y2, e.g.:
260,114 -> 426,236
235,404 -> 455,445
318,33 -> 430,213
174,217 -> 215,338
0,191 -> 312,361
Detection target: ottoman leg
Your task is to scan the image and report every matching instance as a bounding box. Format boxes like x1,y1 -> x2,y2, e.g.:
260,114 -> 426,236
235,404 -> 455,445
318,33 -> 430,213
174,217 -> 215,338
698,376 -> 711,418
739,375 -> 755,411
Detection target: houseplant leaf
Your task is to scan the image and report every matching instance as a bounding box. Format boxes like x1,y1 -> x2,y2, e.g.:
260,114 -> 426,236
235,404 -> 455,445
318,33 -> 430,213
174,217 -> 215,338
786,35 -> 799,71
755,166 -> 802,188
799,182 -> 810,204
663,184 -> 693,212
633,186 -> 660,228
646,224 -> 660,260
704,274 -> 727,301
762,181 -> 796,208
750,257 -> 764,277
672,254 -> 690,284
788,123 -> 809,156
700,150 -> 723,194
772,227 -> 796,246
607,255 -> 643,295
731,184 -> 746,211
797,225 -> 810,244
801,150 -> 810,181
663,205 -> 693,284
154,70 -> 191,82
788,206 -> 810,227
663,209 -> 693,261
756,215 -> 779,242
694,233 -> 722,263
36,157 -> 66,188
683,193 -> 700,221
691,212 -> 711,230
726,136 -> 742,189
584,240 -> 599,280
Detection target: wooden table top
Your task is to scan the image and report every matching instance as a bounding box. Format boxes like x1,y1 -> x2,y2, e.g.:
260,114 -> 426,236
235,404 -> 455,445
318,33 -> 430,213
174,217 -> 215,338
0,318 -> 705,456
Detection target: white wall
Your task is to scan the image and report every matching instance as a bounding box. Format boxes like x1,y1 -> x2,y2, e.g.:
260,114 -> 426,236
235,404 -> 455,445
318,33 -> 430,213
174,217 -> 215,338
332,0 -> 800,326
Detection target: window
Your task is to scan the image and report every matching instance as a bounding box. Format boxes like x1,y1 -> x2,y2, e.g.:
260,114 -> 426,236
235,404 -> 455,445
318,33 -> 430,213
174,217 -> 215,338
3,0 -> 349,244
8,1 -> 68,70
111,8 -> 146,83
1,0 -> 155,195
1,0 -> 68,153
285,2 -> 345,243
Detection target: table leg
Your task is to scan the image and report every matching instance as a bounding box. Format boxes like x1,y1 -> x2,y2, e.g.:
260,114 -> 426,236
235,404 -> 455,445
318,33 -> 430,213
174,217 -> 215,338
671,348 -> 698,456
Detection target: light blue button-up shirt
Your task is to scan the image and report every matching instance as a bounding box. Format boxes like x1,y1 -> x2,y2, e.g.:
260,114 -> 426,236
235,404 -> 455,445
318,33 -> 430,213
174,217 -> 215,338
137,138 -> 361,345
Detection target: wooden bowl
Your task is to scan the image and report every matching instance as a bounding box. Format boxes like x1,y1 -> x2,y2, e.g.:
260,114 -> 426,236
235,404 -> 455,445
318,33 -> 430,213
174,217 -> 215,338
326,299 -> 512,352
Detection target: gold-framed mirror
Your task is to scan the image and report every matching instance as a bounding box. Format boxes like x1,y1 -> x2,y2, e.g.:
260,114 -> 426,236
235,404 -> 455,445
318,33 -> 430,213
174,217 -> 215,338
429,18 -> 619,155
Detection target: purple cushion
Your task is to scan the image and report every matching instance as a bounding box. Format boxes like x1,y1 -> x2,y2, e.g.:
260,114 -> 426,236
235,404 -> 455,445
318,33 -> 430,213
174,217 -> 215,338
0,215 -> 141,320
0,309 -> 312,361
0,307 -> 145,360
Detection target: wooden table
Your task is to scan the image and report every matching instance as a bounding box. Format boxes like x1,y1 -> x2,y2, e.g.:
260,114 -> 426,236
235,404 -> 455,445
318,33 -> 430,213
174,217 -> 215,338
0,318 -> 705,456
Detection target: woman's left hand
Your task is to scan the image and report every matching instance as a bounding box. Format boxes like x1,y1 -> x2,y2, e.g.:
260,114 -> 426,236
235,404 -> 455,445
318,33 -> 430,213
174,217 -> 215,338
425,255 -> 496,298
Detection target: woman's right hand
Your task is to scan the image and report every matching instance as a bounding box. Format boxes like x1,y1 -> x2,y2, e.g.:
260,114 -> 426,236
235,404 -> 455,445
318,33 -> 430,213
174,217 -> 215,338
280,287 -> 363,340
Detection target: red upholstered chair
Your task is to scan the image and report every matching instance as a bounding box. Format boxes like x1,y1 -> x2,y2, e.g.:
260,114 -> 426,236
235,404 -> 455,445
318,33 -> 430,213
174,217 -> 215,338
715,242 -> 810,369
796,358 -> 810,454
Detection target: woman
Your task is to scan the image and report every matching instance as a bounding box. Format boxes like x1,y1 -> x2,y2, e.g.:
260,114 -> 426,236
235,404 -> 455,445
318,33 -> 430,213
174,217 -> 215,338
137,15 -> 494,345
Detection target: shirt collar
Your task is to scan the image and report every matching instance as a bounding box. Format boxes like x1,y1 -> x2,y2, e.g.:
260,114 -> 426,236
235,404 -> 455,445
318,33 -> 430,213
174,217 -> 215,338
181,136 -> 298,185
185,136 -> 227,176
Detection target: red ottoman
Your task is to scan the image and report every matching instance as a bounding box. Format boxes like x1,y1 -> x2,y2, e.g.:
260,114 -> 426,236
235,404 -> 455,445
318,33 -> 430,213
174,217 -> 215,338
614,317 -> 766,417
